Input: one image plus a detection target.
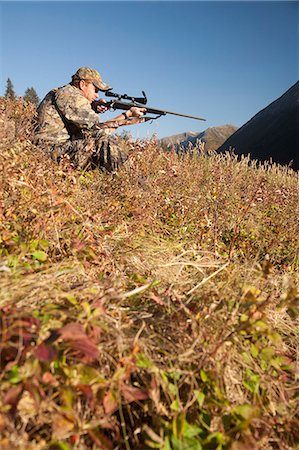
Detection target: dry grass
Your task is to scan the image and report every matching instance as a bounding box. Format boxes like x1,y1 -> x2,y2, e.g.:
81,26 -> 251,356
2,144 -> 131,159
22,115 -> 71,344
0,98 -> 298,450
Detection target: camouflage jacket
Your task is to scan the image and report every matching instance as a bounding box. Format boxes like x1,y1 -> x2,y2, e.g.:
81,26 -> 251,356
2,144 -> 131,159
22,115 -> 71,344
34,84 -> 99,144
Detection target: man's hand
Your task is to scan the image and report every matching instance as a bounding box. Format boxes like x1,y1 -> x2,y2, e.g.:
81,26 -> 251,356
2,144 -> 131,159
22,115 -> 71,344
117,107 -> 146,126
128,107 -> 146,118
95,99 -> 109,114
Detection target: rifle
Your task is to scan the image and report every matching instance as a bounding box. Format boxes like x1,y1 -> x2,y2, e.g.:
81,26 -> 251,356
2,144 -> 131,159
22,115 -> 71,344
92,90 -> 206,122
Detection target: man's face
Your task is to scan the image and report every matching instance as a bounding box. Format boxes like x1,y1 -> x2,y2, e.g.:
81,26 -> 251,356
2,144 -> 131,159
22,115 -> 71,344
80,80 -> 99,103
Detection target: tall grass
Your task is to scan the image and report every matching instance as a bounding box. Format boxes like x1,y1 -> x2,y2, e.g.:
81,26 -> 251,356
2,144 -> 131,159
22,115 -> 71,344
0,98 -> 298,450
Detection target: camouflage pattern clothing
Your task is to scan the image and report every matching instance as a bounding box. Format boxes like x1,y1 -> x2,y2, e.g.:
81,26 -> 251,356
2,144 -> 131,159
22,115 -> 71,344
34,84 -> 127,171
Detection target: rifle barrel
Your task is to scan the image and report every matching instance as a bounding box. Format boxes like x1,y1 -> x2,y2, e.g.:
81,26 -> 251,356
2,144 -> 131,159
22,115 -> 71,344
147,107 -> 206,121
95,99 -> 206,122
111,100 -> 206,122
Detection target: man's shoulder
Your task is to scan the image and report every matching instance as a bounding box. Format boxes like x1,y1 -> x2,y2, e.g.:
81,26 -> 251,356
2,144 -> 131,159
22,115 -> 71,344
55,84 -> 79,99
55,84 -> 89,106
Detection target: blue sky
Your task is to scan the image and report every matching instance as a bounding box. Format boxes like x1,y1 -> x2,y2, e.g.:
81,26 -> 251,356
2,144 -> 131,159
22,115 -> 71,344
0,1 -> 298,138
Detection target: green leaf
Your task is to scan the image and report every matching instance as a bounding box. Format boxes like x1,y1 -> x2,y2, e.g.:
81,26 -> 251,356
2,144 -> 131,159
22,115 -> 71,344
82,301 -> 91,316
168,382 -> 178,396
171,435 -> 184,450
136,353 -> 154,369
29,239 -> 39,251
173,412 -> 185,438
171,399 -> 180,411
240,314 -> 248,322
260,347 -> 275,362
194,390 -> 205,408
73,364 -> 105,384
253,320 -> 268,332
205,431 -> 227,444
222,414 -> 233,432
162,436 -> 172,450
234,404 -> 259,421
48,441 -> 71,450
168,370 -> 182,382
250,344 -> 259,358
31,250 -> 48,262
182,422 -> 202,438
8,255 -> 19,269
39,239 -> 50,249
242,351 -> 251,363
145,442 -> 161,449
7,365 -> 21,384
200,369 -> 208,383
63,294 -> 78,307
199,410 -> 211,427
171,435 -> 202,450
243,370 -> 260,394
183,437 -> 203,450
268,332 -> 282,345
61,387 -> 74,409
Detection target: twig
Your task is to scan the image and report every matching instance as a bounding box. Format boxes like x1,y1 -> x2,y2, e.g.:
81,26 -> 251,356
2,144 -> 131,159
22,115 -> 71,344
119,396 -> 131,450
133,321 -> 146,346
186,262 -> 229,297
123,282 -> 154,298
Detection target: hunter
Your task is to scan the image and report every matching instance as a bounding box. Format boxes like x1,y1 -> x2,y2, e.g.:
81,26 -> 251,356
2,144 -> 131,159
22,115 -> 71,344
33,67 -> 145,171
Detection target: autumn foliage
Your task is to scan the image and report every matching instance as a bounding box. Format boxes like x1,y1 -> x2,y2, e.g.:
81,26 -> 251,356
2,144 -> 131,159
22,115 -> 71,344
0,98 -> 298,450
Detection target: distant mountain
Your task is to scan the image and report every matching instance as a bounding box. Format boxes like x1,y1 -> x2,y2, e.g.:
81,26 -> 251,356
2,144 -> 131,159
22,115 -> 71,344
160,125 -> 238,152
159,131 -> 199,147
217,81 -> 299,169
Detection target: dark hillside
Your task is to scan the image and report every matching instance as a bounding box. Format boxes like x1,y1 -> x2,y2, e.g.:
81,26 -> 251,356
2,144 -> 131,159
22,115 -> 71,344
218,81 -> 299,169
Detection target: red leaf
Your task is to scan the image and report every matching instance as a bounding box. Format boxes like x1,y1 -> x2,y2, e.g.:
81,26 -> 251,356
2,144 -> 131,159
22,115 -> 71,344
0,413 -> 6,432
3,385 -> 23,415
75,384 -> 94,407
70,434 -> 79,445
88,429 -> 113,450
42,372 -> 59,386
52,413 -> 75,439
58,322 -> 85,340
150,292 -> 165,306
121,384 -> 148,403
58,322 -> 100,361
103,390 -> 118,415
0,348 -> 18,367
34,343 -> 57,362
71,238 -> 86,251
89,324 -> 102,342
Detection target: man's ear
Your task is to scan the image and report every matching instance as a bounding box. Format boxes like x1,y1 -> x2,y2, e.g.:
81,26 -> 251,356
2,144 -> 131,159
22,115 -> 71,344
78,79 -> 85,90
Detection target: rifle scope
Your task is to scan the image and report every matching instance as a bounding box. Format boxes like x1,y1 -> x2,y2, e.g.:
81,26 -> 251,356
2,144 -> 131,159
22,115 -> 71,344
105,90 -> 147,105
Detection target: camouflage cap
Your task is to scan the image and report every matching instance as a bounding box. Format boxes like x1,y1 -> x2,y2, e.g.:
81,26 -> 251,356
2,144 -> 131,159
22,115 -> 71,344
72,67 -> 111,91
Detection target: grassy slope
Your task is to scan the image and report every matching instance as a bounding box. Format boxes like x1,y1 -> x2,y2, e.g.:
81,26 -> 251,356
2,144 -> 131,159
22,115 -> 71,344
0,99 -> 298,450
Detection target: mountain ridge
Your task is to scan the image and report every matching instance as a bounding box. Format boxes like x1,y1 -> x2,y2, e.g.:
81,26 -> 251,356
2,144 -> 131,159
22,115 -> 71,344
160,124 -> 238,152
217,81 -> 299,169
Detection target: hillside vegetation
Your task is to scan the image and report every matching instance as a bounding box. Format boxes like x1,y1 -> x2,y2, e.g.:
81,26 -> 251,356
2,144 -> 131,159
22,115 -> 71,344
0,98 -> 299,450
